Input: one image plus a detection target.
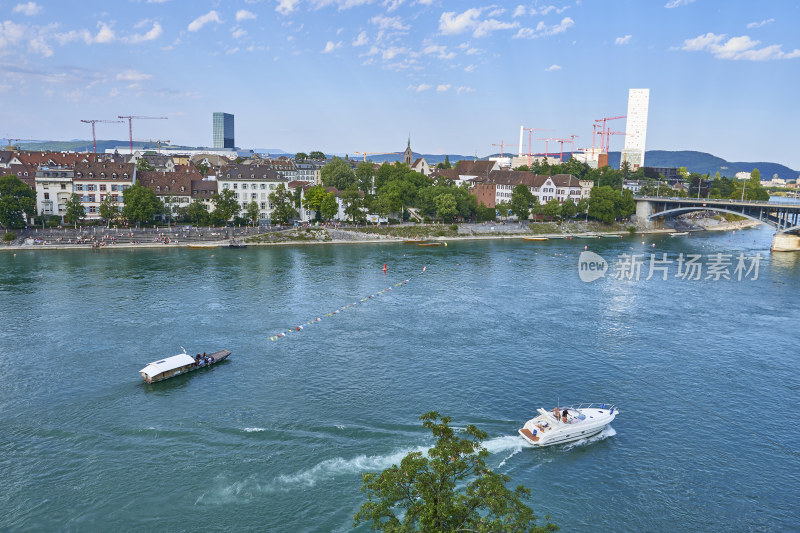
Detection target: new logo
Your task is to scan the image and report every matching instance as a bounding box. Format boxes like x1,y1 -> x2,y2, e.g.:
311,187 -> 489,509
578,251 -> 607,282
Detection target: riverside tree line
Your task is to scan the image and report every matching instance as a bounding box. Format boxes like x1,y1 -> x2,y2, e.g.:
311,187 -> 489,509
0,157 -> 772,230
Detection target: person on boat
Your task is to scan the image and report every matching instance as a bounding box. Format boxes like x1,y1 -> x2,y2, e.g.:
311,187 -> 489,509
562,409 -> 569,423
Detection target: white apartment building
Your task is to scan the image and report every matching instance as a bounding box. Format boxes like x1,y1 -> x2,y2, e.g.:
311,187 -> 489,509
35,166 -> 74,221
217,165 -> 290,221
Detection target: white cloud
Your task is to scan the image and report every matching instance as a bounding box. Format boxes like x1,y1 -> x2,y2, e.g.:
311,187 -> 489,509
415,0 -> 433,4
544,64 -> 562,71
474,19 -> 518,38
383,0 -> 404,11
28,35 -> 52,56
370,15 -> 409,31
681,32 -> 800,60
321,40 -> 341,53
456,86 -> 474,94
12,2 -> 42,16
276,0 -> 300,14
423,44 -> 455,60
615,34 -> 631,45
746,18 -> 774,29
512,5 -> 526,17
232,28 -> 247,39
188,11 -> 222,32
440,8 -> 519,38
515,17 -> 574,39
665,0 -> 694,7
436,84 -> 450,92
464,64 -> 475,72
126,22 -> 162,43
0,20 -> 27,50
116,69 -> 152,81
352,30 -> 368,46
94,22 -> 115,43
308,0 -> 375,10
236,10 -> 257,22
408,83 -> 431,92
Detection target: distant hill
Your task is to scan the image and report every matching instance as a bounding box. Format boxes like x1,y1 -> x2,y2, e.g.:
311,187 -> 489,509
8,140 -> 199,153
607,150 -> 798,180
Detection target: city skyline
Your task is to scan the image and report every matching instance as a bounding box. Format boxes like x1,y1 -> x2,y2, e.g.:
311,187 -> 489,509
1,1 -> 799,168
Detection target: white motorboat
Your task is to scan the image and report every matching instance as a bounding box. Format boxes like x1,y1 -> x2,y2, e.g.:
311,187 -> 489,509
518,403 -> 618,447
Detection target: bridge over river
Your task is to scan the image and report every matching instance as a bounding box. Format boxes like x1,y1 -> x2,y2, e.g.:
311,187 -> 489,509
633,196 -> 800,251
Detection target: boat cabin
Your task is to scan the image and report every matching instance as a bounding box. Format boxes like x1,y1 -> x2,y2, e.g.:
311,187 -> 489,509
139,354 -> 197,383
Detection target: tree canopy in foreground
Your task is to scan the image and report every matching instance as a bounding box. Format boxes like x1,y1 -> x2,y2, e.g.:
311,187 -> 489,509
354,412 -> 558,532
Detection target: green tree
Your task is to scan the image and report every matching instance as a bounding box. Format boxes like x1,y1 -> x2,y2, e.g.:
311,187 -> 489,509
749,168 -> 761,187
356,162 -> 376,194
341,187 -> 365,224
476,203 -> 496,222
588,186 -> 618,224
123,183 -> 162,224
302,185 -> 329,220
245,201 -> 260,225
576,198 -> 589,219
354,412 -> 557,532
543,198 -> 562,220
435,155 -> 452,169
616,189 -> 636,220
496,201 -> 512,219
295,152 -> 308,161
98,195 -> 119,225
560,197 -> 577,219
0,175 -> 36,229
136,158 -> 155,172
268,183 -> 299,225
211,188 -> 240,223
510,184 -> 535,221
186,200 -> 209,225
620,160 -> 632,179
64,193 -> 85,228
434,192 -> 458,222
320,192 -> 339,221
321,156 -> 357,190
309,151 -> 326,160
598,167 -> 623,190
197,162 -> 210,176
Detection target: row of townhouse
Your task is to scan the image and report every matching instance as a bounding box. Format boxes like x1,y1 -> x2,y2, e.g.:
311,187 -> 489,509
470,170 -> 588,208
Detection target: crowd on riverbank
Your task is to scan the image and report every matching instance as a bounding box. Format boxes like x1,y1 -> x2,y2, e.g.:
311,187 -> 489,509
0,215 -> 760,252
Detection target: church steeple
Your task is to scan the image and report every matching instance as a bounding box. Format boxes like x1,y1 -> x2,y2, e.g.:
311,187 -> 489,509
403,134 -> 413,166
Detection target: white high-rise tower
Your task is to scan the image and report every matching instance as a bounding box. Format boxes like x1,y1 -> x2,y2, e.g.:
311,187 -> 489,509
620,88 -> 649,170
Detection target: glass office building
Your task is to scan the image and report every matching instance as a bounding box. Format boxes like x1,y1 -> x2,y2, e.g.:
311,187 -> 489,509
213,112 -> 235,149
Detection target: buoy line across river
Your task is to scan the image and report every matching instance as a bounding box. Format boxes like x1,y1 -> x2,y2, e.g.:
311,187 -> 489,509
268,266 -> 426,341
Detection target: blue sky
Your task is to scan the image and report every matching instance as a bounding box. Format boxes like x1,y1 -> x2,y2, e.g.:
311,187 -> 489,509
1,0 -> 799,168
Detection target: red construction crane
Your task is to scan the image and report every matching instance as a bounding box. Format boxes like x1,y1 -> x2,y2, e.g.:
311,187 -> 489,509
117,115 -> 168,154
81,119 -> 124,153
491,141 -> 507,158
568,134 -> 580,159
604,131 -> 627,153
536,138 -> 556,160
554,138 -> 573,163
594,115 -> 625,152
522,127 -> 554,166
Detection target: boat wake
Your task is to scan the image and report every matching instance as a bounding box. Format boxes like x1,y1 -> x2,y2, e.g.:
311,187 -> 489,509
242,427 -> 266,432
560,425 -> 616,451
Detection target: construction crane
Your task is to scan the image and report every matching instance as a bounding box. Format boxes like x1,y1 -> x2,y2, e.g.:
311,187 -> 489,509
352,151 -> 400,162
568,134 -> 580,159
520,127 -> 554,166
491,141 -> 508,158
135,139 -> 171,152
81,119 -> 125,153
3,138 -> 39,150
554,139 -> 575,163
594,115 -> 625,152
603,131 -> 626,154
536,138 -> 556,160
117,115 -> 168,154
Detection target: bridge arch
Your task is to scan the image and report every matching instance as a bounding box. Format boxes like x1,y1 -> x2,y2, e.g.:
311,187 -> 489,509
647,207 -> 774,229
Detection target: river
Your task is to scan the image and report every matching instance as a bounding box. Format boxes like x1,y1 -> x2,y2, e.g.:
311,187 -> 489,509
1,224 -> 798,531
